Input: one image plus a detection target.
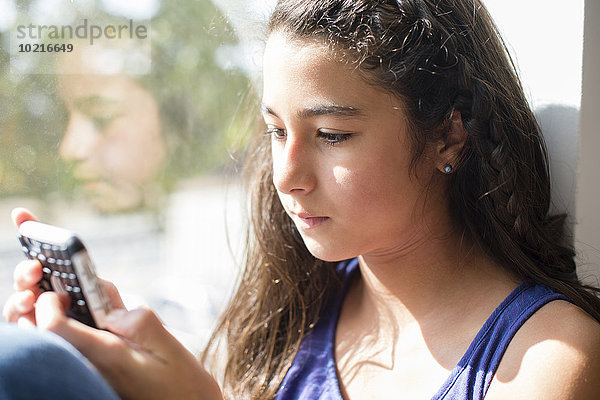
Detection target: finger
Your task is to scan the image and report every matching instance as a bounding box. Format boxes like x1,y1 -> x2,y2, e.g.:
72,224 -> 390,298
13,259 -> 43,291
35,291 -> 118,351
17,315 -> 37,328
2,290 -> 36,323
34,291 -> 134,381
34,291 -> 72,329
11,207 -> 39,227
105,307 -> 176,356
98,278 -> 126,310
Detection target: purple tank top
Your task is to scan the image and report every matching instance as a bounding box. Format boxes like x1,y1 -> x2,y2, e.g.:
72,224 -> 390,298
275,258 -> 569,399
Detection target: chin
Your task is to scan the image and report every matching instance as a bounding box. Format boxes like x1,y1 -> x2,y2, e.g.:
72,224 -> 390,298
302,237 -> 356,263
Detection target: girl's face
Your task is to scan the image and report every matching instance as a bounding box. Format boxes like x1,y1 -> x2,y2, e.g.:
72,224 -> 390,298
262,33 -> 447,262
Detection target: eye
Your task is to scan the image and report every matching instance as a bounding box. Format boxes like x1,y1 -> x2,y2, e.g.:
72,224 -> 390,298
88,111 -> 122,131
92,115 -> 114,131
318,131 -> 352,146
266,128 -> 286,141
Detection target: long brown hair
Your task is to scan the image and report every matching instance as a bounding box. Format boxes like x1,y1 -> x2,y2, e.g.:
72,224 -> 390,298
203,1 -> 600,398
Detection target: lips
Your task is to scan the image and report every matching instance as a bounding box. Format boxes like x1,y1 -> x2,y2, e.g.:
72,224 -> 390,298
295,212 -> 330,229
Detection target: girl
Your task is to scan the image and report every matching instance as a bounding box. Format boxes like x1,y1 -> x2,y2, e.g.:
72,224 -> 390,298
3,0 -> 600,399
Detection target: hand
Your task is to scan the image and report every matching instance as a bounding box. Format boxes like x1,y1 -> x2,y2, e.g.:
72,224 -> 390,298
2,208 -> 125,326
4,208 -> 223,400
36,295 -> 223,400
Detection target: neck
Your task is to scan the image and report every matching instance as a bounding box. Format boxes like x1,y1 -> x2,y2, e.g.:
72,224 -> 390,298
356,225 -> 517,331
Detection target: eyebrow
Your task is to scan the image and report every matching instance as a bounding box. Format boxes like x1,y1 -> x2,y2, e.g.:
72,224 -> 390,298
261,103 -> 365,119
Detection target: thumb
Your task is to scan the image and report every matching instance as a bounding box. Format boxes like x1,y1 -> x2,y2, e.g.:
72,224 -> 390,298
35,291 -> 114,357
34,291 -> 71,330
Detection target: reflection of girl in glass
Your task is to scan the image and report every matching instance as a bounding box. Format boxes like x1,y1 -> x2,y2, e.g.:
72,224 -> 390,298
3,1 -> 600,399
57,47 -> 166,211
22,0 -> 252,213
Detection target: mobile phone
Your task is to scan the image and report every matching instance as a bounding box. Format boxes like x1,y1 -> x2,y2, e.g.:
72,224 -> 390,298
17,220 -> 112,329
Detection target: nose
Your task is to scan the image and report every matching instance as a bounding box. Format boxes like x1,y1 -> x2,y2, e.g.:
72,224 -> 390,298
59,112 -> 100,161
272,134 -> 317,195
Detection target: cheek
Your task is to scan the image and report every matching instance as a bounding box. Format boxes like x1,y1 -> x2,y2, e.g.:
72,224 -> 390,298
332,151 -> 402,192
331,164 -> 389,213
101,117 -> 164,182
330,154 -> 417,222
270,143 -> 282,183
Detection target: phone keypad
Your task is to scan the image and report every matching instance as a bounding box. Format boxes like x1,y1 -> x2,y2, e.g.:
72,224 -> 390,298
17,234 -> 90,317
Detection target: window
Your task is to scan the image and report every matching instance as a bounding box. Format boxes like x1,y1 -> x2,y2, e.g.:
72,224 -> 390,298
0,0 -> 269,351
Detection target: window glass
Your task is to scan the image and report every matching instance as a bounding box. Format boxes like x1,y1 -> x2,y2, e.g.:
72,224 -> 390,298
0,0 -> 268,351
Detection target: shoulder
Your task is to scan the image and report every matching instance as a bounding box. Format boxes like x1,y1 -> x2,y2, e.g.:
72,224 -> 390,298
486,299 -> 600,399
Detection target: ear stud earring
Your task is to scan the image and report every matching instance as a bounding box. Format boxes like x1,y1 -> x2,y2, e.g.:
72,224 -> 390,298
444,165 -> 453,174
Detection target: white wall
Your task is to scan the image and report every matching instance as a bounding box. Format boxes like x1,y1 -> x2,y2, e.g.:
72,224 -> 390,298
485,0 -> 584,215
484,0 -> 584,109
575,0 -> 600,285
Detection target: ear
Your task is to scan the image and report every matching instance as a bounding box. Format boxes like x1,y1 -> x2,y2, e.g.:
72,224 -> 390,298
435,110 -> 468,174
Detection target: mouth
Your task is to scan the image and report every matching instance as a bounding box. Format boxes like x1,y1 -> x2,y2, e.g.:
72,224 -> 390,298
294,212 -> 330,230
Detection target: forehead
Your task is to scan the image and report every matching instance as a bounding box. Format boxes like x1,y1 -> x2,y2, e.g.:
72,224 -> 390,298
262,32 -> 400,114
263,32 -> 337,78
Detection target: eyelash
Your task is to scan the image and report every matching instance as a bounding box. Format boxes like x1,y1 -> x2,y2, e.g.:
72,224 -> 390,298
265,128 -> 285,140
265,128 -> 352,146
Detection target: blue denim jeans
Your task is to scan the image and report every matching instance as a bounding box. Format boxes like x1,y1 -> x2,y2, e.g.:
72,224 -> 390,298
0,323 -> 120,399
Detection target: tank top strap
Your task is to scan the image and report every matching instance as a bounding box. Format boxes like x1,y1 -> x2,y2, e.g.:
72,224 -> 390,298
433,281 -> 570,400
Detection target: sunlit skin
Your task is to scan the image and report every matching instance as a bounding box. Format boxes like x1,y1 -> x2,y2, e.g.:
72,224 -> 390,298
262,32 -> 600,399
